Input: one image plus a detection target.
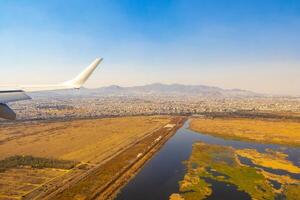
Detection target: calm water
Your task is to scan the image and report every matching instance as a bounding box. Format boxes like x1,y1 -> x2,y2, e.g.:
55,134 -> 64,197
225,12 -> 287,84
115,120 -> 300,200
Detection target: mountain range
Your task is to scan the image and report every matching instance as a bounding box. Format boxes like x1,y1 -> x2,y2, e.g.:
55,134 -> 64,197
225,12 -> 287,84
30,83 -> 263,98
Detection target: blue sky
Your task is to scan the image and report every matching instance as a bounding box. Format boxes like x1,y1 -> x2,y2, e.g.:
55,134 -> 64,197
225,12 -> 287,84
0,0 -> 299,95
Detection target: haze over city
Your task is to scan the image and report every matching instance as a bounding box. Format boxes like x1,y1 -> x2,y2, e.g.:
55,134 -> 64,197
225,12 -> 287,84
0,0 -> 299,95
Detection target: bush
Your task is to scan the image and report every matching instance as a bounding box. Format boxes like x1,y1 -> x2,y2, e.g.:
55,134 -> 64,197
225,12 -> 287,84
0,155 -> 78,172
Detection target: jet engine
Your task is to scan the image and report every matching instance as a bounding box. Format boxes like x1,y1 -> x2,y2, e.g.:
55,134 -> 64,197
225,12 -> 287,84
0,103 -> 16,120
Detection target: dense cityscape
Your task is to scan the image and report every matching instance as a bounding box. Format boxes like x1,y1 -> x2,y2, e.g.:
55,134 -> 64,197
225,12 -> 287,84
9,95 -> 300,120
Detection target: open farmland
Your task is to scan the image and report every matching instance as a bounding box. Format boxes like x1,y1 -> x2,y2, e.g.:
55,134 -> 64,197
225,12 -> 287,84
0,116 -> 170,163
0,116 -> 172,199
190,117 -> 300,146
0,168 -> 68,200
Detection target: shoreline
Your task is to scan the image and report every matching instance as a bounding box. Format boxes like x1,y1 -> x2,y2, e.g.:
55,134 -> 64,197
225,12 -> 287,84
94,117 -> 187,200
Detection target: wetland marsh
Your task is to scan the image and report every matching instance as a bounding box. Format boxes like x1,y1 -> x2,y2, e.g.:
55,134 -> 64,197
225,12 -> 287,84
116,119 -> 300,200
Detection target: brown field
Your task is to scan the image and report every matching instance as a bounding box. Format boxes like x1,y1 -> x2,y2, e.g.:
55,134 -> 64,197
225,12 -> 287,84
0,116 -> 172,200
0,168 -> 68,200
190,118 -> 300,146
0,116 -> 170,163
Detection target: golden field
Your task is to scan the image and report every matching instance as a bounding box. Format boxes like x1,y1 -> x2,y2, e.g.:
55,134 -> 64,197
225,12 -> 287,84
190,118 -> 300,146
0,116 -> 171,200
0,116 -> 170,163
0,168 -> 68,200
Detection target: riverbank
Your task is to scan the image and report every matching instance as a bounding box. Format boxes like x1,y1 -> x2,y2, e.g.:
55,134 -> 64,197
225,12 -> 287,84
42,116 -> 187,200
96,116 -> 187,200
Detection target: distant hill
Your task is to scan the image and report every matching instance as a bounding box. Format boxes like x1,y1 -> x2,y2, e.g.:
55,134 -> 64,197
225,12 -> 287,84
29,83 -> 263,98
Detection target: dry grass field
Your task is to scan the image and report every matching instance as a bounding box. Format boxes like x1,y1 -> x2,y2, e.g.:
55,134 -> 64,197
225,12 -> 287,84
0,116 -> 170,163
0,116 -> 171,199
0,168 -> 68,200
190,118 -> 300,146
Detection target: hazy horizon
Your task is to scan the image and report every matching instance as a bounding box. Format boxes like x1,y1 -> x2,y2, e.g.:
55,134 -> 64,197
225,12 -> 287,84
1,0 -> 299,95
86,81 -> 298,96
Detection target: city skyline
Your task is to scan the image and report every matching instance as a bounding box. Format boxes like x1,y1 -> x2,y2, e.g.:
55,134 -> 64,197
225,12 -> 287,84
0,0 -> 299,95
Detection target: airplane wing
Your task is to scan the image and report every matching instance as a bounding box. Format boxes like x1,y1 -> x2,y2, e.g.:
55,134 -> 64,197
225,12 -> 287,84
0,58 -> 102,120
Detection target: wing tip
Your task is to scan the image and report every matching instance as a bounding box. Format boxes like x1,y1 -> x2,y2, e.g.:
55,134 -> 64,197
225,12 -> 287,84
64,57 -> 103,88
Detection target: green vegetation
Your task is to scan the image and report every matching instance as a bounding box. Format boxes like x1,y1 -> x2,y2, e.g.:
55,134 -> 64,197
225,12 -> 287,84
177,142 -> 275,200
179,173 -> 212,200
0,155 -> 78,172
236,149 -> 300,174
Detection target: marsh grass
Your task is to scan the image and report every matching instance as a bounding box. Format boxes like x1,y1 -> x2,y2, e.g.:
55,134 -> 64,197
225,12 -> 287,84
190,118 -> 300,146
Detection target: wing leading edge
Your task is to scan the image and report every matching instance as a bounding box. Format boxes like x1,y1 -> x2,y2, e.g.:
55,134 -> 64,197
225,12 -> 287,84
0,58 -> 102,120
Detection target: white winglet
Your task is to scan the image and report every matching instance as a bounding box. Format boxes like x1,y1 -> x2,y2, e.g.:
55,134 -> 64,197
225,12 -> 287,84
14,58 -> 103,92
64,58 -> 103,89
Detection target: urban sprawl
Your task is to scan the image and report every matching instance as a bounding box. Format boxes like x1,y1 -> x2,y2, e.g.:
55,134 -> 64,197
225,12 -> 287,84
9,95 -> 300,120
